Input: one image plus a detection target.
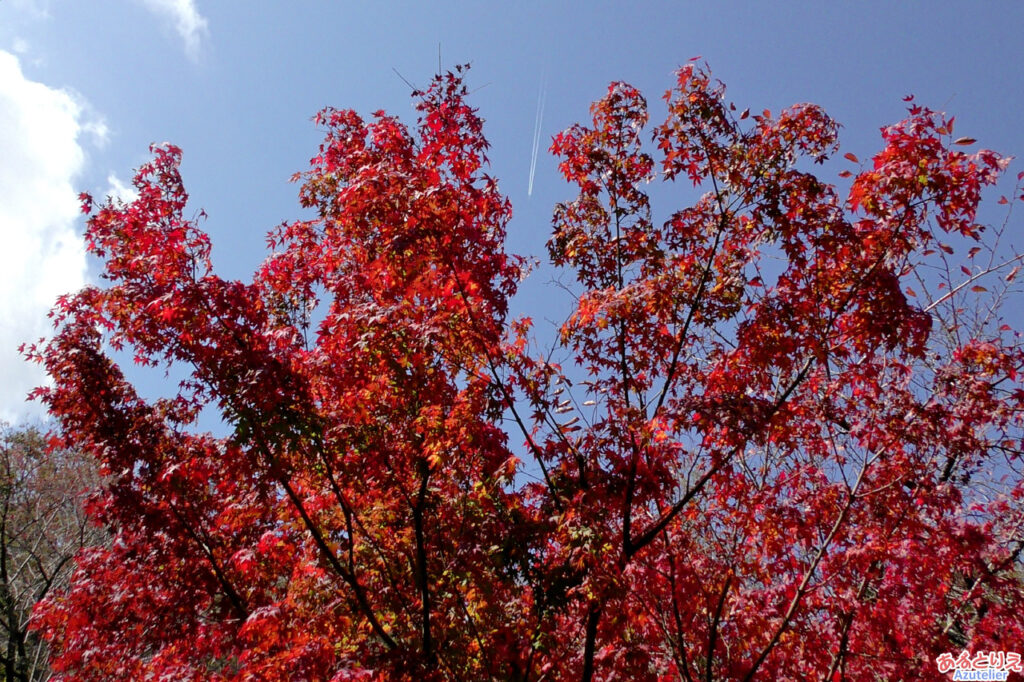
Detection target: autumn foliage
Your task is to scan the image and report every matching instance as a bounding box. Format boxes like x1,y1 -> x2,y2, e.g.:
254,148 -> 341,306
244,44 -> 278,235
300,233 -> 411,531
27,63 -> 1024,680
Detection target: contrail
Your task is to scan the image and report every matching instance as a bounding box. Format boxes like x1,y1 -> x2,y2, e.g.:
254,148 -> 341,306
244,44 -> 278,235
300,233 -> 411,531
527,75 -> 547,197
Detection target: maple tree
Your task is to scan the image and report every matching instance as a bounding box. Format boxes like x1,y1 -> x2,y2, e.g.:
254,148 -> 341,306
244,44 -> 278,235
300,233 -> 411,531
0,425 -> 101,681
26,63 -> 1024,680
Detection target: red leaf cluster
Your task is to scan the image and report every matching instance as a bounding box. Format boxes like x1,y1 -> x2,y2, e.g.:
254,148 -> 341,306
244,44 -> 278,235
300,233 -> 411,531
27,63 -> 1024,680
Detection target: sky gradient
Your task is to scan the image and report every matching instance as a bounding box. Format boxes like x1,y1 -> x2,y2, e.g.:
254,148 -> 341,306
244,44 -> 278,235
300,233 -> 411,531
1,1 -> 1022,420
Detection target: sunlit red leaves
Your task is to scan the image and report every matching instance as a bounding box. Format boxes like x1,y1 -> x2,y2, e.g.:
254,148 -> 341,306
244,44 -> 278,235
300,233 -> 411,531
541,61 -> 1022,680
28,64 -> 1024,681
846,107 -> 1009,240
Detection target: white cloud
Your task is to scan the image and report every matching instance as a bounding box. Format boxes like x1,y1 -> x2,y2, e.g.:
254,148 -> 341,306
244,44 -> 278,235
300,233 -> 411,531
136,0 -> 209,62
83,118 -> 110,147
6,1 -> 50,19
0,50 -> 90,420
106,173 -> 138,204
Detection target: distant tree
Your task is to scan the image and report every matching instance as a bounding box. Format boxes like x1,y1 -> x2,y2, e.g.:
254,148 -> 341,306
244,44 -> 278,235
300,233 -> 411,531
0,425 -> 100,681
27,64 -> 1024,680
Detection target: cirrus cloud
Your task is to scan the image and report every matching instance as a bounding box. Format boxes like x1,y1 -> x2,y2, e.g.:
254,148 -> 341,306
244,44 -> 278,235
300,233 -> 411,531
136,0 -> 209,62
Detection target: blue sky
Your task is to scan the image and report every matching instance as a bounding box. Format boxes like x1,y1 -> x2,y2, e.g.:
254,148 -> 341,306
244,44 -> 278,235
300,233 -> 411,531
1,1 -> 1022,420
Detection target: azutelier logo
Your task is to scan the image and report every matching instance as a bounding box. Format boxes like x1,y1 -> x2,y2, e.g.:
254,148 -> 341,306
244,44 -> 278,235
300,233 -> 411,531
936,651 -> 1022,681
